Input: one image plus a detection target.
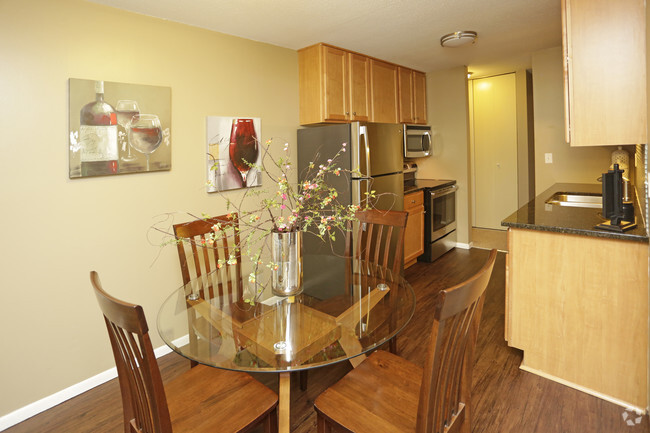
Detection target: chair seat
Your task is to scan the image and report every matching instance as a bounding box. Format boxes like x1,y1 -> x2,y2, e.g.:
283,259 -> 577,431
167,364 -> 278,432
314,350 -> 422,433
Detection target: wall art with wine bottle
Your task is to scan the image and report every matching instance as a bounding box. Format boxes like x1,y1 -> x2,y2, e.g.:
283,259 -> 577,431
206,116 -> 262,192
68,78 -> 171,178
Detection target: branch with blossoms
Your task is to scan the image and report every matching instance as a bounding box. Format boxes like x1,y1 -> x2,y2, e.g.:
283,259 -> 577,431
152,137 -> 389,304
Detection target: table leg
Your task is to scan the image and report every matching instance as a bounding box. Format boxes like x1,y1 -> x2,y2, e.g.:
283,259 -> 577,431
279,372 -> 291,433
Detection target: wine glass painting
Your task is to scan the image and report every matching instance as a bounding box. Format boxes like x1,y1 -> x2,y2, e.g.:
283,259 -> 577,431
128,114 -> 163,171
115,99 -> 139,163
206,116 -> 262,192
68,78 -> 171,178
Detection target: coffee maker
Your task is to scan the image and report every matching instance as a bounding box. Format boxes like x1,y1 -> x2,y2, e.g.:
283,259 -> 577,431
595,164 -> 636,232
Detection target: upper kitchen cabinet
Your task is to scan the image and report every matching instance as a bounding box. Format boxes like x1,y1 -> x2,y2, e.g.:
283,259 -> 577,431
370,59 -> 399,123
398,68 -> 427,124
562,0 -> 646,146
299,43 -> 424,125
413,71 -> 427,124
348,52 -> 372,122
298,44 -> 370,125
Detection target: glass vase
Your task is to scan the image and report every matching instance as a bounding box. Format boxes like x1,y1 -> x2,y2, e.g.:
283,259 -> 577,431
271,230 -> 303,297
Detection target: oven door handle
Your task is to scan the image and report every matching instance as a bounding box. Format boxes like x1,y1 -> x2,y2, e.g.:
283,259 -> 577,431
429,184 -> 457,198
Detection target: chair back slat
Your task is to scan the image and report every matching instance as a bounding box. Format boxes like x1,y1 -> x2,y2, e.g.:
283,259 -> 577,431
346,209 -> 408,276
173,213 -> 243,303
416,249 -> 497,433
91,271 -> 173,433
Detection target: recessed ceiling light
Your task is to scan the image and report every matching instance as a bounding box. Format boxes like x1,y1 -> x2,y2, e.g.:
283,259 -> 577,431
440,31 -> 478,48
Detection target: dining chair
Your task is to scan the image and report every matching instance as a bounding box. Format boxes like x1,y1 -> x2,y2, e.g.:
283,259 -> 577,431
345,208 -> 408,354
90,271 -> 279,433
345,209 -> 409,276
314,249 -> 498,433
174,214 -> 245,367
173,213 -> 243,304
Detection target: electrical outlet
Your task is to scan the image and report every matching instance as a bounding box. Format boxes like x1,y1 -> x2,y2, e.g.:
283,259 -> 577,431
545,153 -> 553,164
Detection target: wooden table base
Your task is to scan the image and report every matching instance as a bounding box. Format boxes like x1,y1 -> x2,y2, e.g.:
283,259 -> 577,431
279,372 -> 291,433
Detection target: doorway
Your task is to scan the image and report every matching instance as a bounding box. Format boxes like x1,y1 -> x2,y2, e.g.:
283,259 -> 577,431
470,73 -> 519,232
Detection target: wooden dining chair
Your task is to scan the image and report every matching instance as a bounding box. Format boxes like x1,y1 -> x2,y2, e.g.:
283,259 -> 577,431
90,271 -> 278,433
173,214 -> 245,368
314,249 -> 498,433
173,213 -> 243,304
345,209 -> 409,277
345,208 -> 408,354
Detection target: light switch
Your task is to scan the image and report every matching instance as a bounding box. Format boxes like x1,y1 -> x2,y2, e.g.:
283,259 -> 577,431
545,153 -> 553,164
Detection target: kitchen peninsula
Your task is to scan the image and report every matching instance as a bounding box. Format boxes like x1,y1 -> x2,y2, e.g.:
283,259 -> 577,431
502,183 -> 648,410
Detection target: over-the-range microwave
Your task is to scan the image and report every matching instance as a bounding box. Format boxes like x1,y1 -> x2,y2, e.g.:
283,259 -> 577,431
403,124 -> 432,158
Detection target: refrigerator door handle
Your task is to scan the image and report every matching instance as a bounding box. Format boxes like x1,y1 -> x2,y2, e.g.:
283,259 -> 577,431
360,125 -> 371,177
353,178 -> 370,207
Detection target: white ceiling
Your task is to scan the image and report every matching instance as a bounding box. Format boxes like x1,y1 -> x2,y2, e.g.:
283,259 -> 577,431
87,0 -> 562,76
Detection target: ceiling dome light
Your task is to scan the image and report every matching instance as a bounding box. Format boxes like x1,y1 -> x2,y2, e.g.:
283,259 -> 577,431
440,31 -> 478,48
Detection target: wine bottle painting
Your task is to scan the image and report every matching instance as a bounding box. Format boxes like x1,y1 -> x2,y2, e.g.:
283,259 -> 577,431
206,116 -> 262,192
68,78 -> 171,178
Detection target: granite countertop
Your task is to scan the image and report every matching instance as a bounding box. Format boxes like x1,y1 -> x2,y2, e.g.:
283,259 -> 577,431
404,179 -> 456,194
501,183 -> 648,242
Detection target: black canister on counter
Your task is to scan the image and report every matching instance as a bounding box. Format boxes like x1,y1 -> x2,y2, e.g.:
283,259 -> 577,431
622,202 -> 635,222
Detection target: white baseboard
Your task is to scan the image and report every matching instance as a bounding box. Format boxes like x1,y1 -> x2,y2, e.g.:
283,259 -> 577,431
456,242 -> 471,249
0,335 -> 189,432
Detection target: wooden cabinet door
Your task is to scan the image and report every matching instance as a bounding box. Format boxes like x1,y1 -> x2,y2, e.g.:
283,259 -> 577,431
348,53 -> 370,122
563,0 -> 646,146
398,67 -> 414,123
322,45 -> 349,122
404,191 -> 424,267
370,59 -> 399,123
413,71 -> 427,124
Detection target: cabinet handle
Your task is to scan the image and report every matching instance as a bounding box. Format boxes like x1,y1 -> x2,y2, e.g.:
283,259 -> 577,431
346,111 -> 350,115
353,112 -> 356,115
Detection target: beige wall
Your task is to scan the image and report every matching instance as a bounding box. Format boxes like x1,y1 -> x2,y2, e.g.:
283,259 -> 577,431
0,0 -> 298,419
415,66 -> 471,244
531,47 -> 629,192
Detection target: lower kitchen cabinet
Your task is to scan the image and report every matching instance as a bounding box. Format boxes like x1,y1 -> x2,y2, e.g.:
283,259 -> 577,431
506,227 -> 648,409
403,190 -> 424,268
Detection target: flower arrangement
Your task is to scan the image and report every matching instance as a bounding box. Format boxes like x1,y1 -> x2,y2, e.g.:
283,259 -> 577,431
158,138 -> 381,303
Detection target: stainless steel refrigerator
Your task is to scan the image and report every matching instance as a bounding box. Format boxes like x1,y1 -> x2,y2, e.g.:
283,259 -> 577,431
297,122 -> 404,297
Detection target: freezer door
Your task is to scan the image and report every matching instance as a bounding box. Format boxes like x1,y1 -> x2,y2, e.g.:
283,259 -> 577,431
297,123 -> 353,171
365,123 -> 404,176
297,123 -> 353,207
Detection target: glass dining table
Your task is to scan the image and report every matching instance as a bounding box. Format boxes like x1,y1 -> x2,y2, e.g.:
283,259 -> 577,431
157,257 -> 416,433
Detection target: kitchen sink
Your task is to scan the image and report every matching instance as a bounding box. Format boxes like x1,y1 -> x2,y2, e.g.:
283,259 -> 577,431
545,192 -> 602,209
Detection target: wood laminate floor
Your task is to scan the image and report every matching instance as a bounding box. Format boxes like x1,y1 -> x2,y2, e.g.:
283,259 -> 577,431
5,248 -> 649,432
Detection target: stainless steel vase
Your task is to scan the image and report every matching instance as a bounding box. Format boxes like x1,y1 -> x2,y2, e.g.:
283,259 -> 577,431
271,230 -> 303,296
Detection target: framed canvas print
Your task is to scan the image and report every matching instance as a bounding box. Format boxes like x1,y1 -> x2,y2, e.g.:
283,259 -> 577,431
69,78 -> 171,178
206,116 -> 262,192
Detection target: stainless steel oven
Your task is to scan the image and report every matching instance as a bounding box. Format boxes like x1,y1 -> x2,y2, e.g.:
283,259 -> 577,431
420,181 -> 457,262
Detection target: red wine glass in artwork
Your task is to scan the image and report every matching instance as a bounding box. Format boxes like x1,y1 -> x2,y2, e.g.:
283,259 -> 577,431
115,100 -> 140,162
128,114 -> 163,171
228,118 -> 259,187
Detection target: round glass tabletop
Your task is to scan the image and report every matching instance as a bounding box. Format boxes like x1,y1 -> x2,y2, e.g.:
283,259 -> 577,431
157,259 -> 415,373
